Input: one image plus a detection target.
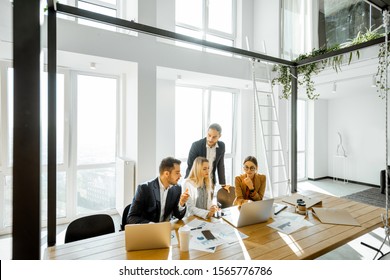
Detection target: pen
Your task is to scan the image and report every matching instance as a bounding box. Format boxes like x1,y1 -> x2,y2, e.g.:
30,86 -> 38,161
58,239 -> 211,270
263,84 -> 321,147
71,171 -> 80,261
190,227 -> 202,231
275,205 -> 287,215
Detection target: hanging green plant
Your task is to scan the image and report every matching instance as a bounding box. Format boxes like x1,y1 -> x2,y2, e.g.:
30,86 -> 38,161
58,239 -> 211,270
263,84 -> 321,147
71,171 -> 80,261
376,40 -> 390,99
272,29 -> 384,100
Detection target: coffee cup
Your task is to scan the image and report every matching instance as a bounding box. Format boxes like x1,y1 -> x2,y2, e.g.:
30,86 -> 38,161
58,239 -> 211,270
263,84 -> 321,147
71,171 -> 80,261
178,227 -> 191,252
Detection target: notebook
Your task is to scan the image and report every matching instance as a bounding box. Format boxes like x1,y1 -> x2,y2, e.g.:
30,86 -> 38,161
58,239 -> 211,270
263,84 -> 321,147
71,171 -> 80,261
222,199 -> 274,228
125,222 -> 171,251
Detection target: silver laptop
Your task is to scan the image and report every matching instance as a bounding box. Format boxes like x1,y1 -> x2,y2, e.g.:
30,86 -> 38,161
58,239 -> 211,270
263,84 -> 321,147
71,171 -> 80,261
125,222 -> 171,251
222,199 -> 274,228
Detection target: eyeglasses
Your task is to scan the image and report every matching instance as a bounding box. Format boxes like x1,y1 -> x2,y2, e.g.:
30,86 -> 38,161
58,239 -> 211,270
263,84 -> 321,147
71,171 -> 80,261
243,165 -> 256,171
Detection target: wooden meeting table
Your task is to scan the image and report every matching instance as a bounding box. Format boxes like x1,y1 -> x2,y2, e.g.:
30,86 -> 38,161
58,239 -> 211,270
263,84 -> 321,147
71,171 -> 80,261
44,190 -> 387,260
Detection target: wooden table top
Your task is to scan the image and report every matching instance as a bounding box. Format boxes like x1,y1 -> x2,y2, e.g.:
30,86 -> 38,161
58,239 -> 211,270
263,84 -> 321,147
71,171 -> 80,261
44,190 -> 387,260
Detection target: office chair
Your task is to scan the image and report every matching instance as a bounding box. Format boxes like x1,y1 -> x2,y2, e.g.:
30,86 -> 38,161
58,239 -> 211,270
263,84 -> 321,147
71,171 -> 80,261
120,203 -> 131,231
217,186 -> 236,208
64,214 -> 115,243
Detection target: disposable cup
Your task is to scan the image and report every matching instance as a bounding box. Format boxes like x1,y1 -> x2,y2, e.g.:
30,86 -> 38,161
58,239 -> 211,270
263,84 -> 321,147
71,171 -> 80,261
178,228 -> 190,252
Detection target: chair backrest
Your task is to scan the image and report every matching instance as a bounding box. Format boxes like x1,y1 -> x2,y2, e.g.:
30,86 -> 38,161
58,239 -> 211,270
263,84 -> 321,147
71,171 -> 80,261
120,203 -> 131,231
217,186 -> 236,208
64,214 -> 115,243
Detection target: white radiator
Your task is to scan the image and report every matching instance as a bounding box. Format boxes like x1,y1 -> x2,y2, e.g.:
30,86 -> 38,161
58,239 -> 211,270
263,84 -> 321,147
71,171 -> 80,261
116,157 -> 136,212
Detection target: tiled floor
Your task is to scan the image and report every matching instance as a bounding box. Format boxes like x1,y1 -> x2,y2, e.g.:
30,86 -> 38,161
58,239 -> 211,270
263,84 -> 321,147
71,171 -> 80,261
1,179 -> 389,260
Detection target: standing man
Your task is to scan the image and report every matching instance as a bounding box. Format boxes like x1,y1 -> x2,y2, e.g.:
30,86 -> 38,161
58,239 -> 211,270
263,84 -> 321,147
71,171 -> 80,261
185,123 -> 229,192
127,157 -> 189,224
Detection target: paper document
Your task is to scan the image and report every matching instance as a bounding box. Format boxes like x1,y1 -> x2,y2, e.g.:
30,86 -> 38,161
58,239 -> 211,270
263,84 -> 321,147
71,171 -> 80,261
282,194 -> 322,208
268,212 -> 313,234
183,219 -> 246,252
312,207 -> 360,226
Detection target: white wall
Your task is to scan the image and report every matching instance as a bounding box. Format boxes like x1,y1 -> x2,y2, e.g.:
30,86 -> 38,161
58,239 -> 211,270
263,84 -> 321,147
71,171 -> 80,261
327,94 -> 385,185
308,99 -> 328,179
156,79 -> 176,170
253,0 -> 280,57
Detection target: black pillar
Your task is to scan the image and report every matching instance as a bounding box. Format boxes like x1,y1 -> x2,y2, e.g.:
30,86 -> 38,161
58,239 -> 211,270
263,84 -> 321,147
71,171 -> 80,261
47,2 -> 57,247
13,0 -> 42,259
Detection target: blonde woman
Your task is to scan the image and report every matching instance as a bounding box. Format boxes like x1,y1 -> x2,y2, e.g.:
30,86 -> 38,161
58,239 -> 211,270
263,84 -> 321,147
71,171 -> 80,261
233,156 -> 266,206
182,157 -> 219,219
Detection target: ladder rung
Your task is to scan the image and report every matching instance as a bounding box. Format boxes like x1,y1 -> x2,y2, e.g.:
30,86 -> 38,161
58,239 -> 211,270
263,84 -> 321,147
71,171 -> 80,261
258,105 -> 273,108
264,134 -> 280,137
262,119 -> 277,122
256,90 -> 272,94
272,180 -> 289,185
271,164 -> 286,168
267,149 -> 282,152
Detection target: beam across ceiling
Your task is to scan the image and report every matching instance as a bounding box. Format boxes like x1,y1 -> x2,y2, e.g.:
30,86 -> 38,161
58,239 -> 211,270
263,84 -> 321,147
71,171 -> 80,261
365,0 -> 390,10
56,3 -> 295,67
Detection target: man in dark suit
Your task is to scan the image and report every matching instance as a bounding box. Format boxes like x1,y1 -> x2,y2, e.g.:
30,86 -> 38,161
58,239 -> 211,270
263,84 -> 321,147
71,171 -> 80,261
127,157 -> 189,224
185,123 -> 229,192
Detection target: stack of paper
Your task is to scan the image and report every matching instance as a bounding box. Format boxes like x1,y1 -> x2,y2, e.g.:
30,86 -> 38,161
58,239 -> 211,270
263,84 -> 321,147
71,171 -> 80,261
183,219 -> 248,252
268,212 -> 313,234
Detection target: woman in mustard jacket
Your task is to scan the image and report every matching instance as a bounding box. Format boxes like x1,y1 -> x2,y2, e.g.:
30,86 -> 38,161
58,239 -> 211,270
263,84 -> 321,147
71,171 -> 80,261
233,156 -> 266,206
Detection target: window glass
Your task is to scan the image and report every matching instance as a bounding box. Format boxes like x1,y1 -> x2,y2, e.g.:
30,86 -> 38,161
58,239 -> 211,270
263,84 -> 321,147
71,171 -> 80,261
205,34 -> 233,56
77,167 -> 116,214
176,0 -> 203,28
297,152 -> 306,180
77,75 -> 117,165
224,157 -> 233,186
175,0 -> 235,50
41,171 -> 67,221
297,99 -> 306,179
78,1 -> 117,31
40,73 -> 65,165
175,87 -> 203,158
4,176 -> 12,228
76,74 -> 117,214
175,26 -> 203,51
209,90 -> 233,153
7,69 -> 13,167
175,86 -> 236,186
208,0 -> 233,34
297,100 -> 306,152
97,0 -> 117,5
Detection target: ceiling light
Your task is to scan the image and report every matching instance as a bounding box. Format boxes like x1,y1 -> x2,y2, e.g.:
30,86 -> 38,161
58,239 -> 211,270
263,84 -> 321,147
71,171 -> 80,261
90,62 -> 96,70
332,82 -> 337,93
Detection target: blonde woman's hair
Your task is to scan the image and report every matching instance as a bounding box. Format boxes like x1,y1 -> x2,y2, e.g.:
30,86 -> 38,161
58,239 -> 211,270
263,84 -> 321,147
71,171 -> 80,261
188,156 -> 211,191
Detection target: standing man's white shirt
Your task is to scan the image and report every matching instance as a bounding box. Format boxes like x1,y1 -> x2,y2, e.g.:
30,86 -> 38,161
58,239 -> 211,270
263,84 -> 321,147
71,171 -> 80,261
206,142 -> 218,182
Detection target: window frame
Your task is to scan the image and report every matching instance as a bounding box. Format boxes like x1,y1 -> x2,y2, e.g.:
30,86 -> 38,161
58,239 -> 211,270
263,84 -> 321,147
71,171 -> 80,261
0,64 -> 120,234
69,71 -> 120,217
175,0 -> 237,49
174,84 -> 238,186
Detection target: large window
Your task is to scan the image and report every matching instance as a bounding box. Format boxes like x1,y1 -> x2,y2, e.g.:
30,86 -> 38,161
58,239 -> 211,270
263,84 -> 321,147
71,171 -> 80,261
75,74 -> 117,214
77,0 -> 118,31
175,0 -> 236,53
175,85 -> 236,185
282,0 -> 383,59
0,64 -> 119,233
297,99 -> 307,180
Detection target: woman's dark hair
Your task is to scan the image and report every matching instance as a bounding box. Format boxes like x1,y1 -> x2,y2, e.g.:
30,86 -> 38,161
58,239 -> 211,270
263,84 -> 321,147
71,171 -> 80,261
243,156 -> 258,167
